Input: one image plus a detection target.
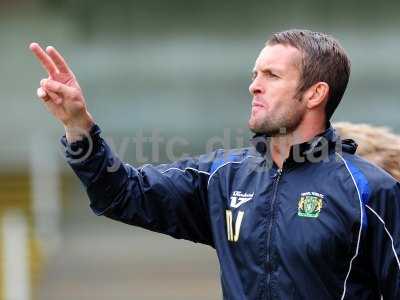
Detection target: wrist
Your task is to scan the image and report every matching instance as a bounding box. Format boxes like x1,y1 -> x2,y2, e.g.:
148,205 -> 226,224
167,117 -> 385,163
64,113 -> 95,143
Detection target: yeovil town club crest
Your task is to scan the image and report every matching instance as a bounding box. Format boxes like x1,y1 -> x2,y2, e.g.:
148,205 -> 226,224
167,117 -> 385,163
297,192 -> 324,218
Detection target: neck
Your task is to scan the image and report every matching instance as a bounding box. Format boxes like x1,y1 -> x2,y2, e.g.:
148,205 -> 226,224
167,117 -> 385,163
270,117 -> 327,169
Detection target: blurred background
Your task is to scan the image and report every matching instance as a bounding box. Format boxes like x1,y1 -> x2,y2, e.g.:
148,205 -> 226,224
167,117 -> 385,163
0,0 -> 399,299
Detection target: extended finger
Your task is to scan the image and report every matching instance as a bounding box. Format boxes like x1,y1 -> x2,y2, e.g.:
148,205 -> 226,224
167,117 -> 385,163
29,42 -> 58,76
46,46 -> 72,74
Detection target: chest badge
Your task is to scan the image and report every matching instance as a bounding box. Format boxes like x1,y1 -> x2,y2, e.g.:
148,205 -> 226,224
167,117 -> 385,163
298,192 -> 324,218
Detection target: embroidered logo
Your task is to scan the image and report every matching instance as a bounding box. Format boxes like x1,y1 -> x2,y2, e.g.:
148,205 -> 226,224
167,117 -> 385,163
298,192 -> 324,218
230,191 -> 254,208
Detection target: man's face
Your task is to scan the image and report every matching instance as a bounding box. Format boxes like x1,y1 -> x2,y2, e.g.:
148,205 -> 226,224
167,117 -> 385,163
248,44 -> 306,136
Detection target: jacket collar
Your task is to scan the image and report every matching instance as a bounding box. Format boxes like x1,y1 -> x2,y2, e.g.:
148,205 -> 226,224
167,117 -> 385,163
250,122 -> 358,168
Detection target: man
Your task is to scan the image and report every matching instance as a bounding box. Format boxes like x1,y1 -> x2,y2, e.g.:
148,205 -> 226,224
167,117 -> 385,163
30,29 -> 399,299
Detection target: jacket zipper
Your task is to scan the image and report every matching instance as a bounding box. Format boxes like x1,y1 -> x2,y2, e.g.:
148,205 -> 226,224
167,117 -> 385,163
266,168 -> 282,300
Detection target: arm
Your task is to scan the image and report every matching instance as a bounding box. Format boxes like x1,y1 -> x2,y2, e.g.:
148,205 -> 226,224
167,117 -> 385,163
61,124 -> 216,245
365,181 -> 400,298
30,43 -> 216,245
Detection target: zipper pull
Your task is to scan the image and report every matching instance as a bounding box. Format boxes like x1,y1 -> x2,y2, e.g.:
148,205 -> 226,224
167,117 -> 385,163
273,168 -> 282,179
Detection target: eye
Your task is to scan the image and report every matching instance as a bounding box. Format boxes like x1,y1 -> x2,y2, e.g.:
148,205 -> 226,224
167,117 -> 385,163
266,71 -> 279,78
251,72 -> 257,81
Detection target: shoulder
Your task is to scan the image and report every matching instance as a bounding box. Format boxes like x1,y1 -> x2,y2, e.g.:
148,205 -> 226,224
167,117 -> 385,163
151,147 -> 261,176
338,152 -> 398,196
199,147 -> 261,174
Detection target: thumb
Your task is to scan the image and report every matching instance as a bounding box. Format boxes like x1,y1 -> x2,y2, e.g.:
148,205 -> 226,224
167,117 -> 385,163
41,79 -> 75,99
37,86 -> 62,104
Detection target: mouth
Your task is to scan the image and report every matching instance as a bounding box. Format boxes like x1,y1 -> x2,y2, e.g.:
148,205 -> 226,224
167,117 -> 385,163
251,101 -> 265,110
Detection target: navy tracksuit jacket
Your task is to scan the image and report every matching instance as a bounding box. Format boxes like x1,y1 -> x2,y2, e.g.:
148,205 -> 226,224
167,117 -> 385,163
61,124 -> 400,299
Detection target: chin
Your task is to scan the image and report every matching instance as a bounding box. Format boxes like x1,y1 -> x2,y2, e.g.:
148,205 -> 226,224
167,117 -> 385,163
247,118 -> 263,134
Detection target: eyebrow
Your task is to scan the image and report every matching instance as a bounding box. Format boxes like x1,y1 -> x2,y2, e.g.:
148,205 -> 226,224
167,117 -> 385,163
252,67 -> 282,76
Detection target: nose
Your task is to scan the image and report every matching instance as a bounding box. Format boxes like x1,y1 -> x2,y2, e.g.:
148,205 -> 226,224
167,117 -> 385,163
249,77 -> 264,95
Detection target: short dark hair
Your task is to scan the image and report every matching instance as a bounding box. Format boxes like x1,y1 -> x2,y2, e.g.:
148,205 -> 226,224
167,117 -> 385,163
266,29 -> 351,120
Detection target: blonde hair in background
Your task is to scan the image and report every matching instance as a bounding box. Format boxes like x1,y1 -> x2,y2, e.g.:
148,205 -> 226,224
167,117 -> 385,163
334,122 -> 400,181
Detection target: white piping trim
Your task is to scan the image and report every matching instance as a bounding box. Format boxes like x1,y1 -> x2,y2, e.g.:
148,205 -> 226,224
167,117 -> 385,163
365,204 -> 400,271
138,164 -> 152,172
139,155 -> 256,187
207,156 -> 256,187
161,167 -> 210,176
336,153 -> 364,300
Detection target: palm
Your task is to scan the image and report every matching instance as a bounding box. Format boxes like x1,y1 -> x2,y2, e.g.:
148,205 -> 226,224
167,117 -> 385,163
49,74 -> 83,122
50,72 -> 77,88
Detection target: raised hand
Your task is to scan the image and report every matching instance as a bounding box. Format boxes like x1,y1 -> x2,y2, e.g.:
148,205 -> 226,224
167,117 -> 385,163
29,43 -> 94,142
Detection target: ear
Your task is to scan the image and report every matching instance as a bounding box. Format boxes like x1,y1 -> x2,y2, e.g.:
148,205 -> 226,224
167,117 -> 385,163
304,82 -> 329,109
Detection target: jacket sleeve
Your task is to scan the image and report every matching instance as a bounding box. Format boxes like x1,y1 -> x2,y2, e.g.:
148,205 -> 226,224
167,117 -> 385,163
365,180 -> 400,298
61,124 -> 221,247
